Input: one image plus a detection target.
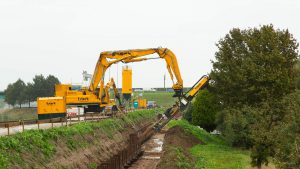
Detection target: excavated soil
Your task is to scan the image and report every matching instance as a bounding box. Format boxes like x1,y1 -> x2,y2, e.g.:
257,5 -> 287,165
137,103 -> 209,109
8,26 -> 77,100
47,129 -> 131,169
164,126 -> 202,148
156,126 -> 202,169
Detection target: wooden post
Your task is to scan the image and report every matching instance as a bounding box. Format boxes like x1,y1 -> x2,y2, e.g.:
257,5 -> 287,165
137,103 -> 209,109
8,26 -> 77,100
37,120 -> 40,129
61,118 -> 63,126
22,121 -> 24,132
65,117 -> 68,127
6,123 -> 10,136
51,118 -> 53,128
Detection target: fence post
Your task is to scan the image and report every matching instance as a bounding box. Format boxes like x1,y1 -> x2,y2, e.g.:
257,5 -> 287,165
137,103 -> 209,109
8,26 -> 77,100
22,120 -> 24,132
51,118 -> 53,128
6,123 -> 10,136
37,120 -> 40,129
61,118 -> 63,126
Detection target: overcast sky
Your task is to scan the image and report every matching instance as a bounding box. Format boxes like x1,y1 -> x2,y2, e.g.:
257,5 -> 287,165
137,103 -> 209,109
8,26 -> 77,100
0,0 -> 299,90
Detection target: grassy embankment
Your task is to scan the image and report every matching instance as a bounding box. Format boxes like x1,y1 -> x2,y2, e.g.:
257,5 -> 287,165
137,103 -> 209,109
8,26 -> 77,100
134,91 -> 176,107
167,120 -> 253,169
0,109 -> 161,169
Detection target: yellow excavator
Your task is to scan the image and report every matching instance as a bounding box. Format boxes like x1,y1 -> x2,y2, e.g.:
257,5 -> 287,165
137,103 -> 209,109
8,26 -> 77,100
37,47 -> 209,120
37,77 -> 122,119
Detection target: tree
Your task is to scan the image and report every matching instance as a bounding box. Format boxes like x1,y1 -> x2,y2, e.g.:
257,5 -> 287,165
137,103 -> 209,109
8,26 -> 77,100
23,82 -> 34,107
4,84 -> 17,106
31,74 -> 60,99
296,59 -> 300,89
32,75 -> 47,98
191,89 -> 220,132
4,75 -> 60,108
45,75 -> 60,96
210,25 -> 299,168
4,79 -> 26,107
273,91 -> 300,169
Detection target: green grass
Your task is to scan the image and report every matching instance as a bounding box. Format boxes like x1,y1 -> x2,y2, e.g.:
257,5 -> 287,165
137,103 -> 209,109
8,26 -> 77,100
134,91 -> 176,107
191,145 -> 251,169
167,120 -> 252,169
0,109 -> 160,169
0,108 -> 37,122
173,147 -> 192,169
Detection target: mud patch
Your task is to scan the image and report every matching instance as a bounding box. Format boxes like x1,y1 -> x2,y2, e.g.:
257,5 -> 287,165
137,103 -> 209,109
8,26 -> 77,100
156,126 -> 202,169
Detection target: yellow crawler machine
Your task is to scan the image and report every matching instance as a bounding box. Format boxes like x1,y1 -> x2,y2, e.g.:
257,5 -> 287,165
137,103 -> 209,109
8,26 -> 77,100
37,78 -> 121,119
37,47 -> 206,120
55,78 -> 122,112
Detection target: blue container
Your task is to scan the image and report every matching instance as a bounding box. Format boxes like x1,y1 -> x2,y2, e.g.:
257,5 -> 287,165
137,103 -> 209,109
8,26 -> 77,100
133,101 -> 138,109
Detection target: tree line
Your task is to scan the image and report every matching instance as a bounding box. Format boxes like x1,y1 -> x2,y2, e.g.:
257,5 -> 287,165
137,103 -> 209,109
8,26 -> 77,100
185,25 -> 300,169
4,75 -> 60,107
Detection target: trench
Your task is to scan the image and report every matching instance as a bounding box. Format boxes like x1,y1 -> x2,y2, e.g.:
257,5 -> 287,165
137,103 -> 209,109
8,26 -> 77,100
96,122 -> 166,169
128,132 -> 165,169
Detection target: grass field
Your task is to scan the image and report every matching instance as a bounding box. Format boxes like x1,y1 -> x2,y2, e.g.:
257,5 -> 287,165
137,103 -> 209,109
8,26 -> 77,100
134,91 -> 176,107
167,120 -> 275,169
0,108 -> 37,122
167,120 -> 250,169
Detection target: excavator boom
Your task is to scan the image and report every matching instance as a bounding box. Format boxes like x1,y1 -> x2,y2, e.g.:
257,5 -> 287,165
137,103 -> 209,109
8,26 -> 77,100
89,48 -> 184,97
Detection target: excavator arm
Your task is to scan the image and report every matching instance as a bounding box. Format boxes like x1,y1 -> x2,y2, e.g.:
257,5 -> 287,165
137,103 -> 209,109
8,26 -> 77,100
89,48 -> 184,97
154,75 -> 210,131
103,78 -> 122,106
180,75 -> 210,108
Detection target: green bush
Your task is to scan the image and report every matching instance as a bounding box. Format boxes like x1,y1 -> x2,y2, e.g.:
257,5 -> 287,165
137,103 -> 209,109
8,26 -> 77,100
191,89 -> 220,132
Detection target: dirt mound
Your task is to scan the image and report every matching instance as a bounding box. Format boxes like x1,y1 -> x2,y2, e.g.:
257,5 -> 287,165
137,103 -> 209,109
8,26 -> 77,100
164,126 -> 202,148
156,126 -> 202,169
